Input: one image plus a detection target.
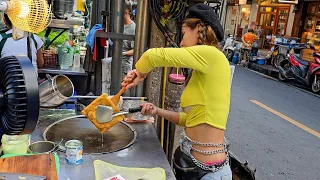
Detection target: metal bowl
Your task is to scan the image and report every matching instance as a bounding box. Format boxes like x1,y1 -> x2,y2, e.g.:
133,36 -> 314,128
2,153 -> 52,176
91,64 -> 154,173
28,141 -> 57,154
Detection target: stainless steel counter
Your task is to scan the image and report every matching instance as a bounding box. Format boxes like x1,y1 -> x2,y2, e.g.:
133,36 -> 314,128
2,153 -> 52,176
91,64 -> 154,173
49,19 -> 85,29
31,110 -> 176,180
38,67 -> 91,95
38,67 -> 87,76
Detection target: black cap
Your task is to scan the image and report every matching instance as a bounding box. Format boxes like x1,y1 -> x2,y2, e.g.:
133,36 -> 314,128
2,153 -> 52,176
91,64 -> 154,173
186,4 -> 224,42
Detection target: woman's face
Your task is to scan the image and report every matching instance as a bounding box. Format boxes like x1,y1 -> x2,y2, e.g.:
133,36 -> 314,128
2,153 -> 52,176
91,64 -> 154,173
180,24 -> 199,47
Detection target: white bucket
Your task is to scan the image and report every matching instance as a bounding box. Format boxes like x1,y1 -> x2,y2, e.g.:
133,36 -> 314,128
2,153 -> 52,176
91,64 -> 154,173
1,134 -> 29,155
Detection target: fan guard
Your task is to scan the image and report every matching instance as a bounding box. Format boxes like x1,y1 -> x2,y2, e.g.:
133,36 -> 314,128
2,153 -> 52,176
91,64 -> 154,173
0,56 -> 39,135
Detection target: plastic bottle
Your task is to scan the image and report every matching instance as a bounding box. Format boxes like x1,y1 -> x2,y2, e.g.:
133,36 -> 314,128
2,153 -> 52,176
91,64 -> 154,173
73,45 -> 81,67
59,41 -> 74,69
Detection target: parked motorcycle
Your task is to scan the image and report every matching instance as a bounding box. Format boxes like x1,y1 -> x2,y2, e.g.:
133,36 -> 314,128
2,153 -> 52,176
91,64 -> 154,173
222,34 -> 235,61
272,43 -> 306,67
277,45 -> 320,94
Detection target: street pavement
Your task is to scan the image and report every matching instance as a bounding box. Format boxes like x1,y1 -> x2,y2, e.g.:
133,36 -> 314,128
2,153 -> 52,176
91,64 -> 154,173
226,66 -> 320,180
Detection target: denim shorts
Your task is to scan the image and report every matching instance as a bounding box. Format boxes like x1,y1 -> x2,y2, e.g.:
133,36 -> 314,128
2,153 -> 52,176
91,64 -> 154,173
200,166 -> 232,180
179,133 -> 232,180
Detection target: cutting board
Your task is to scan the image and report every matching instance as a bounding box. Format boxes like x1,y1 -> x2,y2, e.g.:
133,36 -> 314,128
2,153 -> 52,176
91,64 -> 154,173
0,154 -> 58,180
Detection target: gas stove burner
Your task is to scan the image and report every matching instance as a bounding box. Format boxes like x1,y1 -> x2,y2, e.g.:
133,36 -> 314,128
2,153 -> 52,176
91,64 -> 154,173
0,56 -> 39,135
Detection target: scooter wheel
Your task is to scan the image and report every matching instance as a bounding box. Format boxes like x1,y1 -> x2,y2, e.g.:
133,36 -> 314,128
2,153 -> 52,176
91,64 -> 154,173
278,72 -> 287,82
274,54 -> 286,67
311,75 -> 320,94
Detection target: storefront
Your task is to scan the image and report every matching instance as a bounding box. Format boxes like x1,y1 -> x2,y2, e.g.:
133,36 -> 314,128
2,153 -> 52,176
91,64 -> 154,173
225,0 -> 252,40
256,0 -> 295,48
247,0 -> 299,49
257,5 -> 290,37
300,1 -> 320,44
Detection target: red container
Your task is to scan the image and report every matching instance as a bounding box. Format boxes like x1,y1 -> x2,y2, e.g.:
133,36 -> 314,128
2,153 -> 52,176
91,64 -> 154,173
169,74 -> 185,84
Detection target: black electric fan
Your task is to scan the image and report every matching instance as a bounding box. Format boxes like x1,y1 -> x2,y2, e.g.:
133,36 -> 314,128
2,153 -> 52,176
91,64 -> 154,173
0,55 -> 39,135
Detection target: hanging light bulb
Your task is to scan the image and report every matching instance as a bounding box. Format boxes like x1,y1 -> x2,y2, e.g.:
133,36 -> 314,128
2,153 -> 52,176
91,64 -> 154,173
2,0 -> 52,34
17,1 -> 30,18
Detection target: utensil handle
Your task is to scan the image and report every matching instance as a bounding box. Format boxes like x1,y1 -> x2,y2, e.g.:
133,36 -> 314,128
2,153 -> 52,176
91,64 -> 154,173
72,96 -> 148,101
128,107 -> 142,113
118,87 -> 127,96
46,74 -> 53,80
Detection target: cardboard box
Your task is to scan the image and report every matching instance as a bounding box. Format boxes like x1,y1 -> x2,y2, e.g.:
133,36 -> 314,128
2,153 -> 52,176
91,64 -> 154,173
301,49 -> 315,63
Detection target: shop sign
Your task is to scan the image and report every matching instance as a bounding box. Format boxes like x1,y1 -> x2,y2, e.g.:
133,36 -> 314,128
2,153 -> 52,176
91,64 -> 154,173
277,0 -> 298,4
227,0 -> 237,5
227,0 -> 248,5
238,0 -> 247,4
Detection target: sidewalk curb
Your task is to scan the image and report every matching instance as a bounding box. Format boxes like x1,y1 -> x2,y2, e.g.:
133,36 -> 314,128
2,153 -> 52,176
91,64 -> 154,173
243,62 -> 320,98
247,62 -> 279,79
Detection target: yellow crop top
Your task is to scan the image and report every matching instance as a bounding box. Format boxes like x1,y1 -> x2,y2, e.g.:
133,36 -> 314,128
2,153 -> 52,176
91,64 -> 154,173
136,45 -> 231,130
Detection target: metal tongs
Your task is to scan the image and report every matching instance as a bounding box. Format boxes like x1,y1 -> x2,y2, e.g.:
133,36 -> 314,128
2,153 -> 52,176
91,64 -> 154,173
96,106 -> 142,123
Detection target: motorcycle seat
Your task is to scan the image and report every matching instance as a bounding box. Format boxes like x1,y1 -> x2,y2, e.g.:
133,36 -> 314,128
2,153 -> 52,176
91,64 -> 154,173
293,55 -> 310,66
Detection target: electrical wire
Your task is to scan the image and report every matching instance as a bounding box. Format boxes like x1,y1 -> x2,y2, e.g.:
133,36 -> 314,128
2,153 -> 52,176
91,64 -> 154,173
149,0 -> 187,48
150,0 -> 175,46
149,0 -> 188,147
166,1 -> 176,17
171,1 -> 186,19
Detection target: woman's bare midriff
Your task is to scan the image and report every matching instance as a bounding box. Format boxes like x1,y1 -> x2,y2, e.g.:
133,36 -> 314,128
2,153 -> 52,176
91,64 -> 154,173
186,124 -> 226,163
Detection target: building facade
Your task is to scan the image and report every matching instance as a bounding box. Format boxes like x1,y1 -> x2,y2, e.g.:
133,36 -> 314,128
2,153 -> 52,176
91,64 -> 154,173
224,0 -> 298,48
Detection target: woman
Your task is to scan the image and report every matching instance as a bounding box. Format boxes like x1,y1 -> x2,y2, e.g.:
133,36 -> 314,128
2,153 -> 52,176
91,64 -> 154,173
0,13 -> 44,74
123,4 -> 231,180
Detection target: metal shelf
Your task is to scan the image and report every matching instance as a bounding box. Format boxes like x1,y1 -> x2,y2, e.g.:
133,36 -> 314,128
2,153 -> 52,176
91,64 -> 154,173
95,31 -> 135,40
49,18 -> 84,29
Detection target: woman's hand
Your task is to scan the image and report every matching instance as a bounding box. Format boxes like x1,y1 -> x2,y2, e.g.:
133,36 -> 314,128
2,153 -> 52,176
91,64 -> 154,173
140,102 -> 159,116
122,69 -> 148,89
140,102 -> 181,125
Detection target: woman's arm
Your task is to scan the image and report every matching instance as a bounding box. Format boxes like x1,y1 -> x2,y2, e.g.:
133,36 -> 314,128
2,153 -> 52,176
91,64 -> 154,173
34,35 -> 44,69
123,49 -> 134,56
123,46 -> 222,89
36,50 -> 44,69
158,109 -> 187,126
157,108 -> 180,124
135,46 -> 216,74
140,102 -> 187,126
241,34 -> 246,44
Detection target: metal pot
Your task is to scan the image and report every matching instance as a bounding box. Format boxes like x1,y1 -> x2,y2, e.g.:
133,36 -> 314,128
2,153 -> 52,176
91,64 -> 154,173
39,74 -> 74,107
28,141 -> 58,154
